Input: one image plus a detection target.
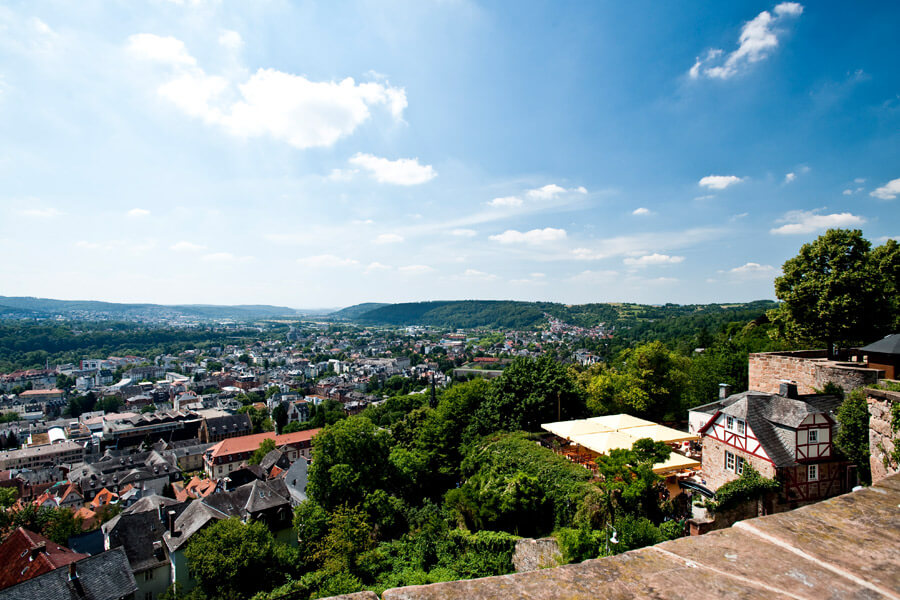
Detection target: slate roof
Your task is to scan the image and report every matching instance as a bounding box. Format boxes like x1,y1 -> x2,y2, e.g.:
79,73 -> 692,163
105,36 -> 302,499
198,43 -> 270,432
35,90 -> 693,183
0,547 -> 137,600
701,391 -> 843,469
0,528 -> 87,590
103,501 -> 189,572
859,333 -> 900,355
203,413 -> 252,436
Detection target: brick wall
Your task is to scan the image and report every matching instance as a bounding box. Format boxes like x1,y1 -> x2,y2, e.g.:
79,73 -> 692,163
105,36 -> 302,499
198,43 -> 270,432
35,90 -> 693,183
748,351 -> 881,395
867,388 -> 900,484
700,436 -> 776,491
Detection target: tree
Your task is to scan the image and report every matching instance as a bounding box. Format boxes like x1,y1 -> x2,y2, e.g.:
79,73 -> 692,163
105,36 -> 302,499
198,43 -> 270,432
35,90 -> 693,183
249,438 -> 277,465
770,229 -> 897,357
272,403 -> 288,434
184,517 -> 288,600
834,389 -> 872,485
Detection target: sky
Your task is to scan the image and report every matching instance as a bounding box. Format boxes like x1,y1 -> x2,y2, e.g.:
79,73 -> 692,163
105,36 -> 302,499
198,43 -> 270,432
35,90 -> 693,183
0,0 -> 898,309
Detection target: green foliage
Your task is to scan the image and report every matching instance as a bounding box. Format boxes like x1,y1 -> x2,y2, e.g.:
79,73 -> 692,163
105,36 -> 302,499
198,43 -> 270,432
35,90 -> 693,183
554,526 -> 606,563
184,517 -> 294,600
834,389 -> 871,484
469,356 -> 586,439
239,405 -> 272,433
0,487 -> 17,509
307,416 -> 393,510
770,229 -> 898,355
585,342 -> 690,420
891,399 -> 900,467
249,438 -> 277,465
709,464 -> 780,513
361,394 -> 426,428
0,504 -> 83,544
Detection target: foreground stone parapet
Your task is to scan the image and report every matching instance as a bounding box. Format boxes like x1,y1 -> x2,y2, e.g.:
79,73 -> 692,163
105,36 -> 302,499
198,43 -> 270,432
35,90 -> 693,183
372,473 -> 900,600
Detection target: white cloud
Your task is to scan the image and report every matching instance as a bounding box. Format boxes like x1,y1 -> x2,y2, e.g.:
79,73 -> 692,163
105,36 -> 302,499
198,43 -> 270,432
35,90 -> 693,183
398,264 -> 433,274
170,241 -> 206,252
730,262 -> 777,276
870,178 -> 900,200
364,262 -> 392,273
348,153 -> 436,185
127,33 -> 196,66
327,168 -> 358,181
17,207 -> 63,218
489,228 -> 567,244
461,269 -> 496,280
127,208 -> 150,217
218,30 -> 243,50
854,178 -> 866,184
632,207 -> 652,216
689,3 -> 803,80
488,196 -> 522,208
530,272 -> 545,278
297,254 -> 358,268
623,253 -> 685,267
128,34 -> 408,149
770,210 -> 866,235
843,189 -> 853,195
526,184 -> 566,200
450,229 -> 477,237
374,233 -> 404,244
784,172 -> 796,183
699,175 -> 743,190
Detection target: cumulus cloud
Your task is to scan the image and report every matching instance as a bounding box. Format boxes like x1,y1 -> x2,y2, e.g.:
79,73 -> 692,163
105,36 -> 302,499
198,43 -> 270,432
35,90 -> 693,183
374,233 -> 404,244
170,241 -> 206,252
127,34 -> 407,149
127,208 -> 150,217
632,207 -> 652,216
770,210 -> 866,235
348,153 -> 436,185
623,253 -> 685,267
784,172 -> 796,183
364,262 -> 391,273
730,262 -> 777,276
870,178 -> 900,200
461,269 -> 496,280
297,254 -> 359,268
699,175 -> 743,190
489,228 -> 567,244
525,184 -> 587,200
218,30 -> 243,50
689,3 -> 803,80
17,207 -> 63,218
488,196 -> 523,208
450,229 -> 477,237
568,269 -> 619,284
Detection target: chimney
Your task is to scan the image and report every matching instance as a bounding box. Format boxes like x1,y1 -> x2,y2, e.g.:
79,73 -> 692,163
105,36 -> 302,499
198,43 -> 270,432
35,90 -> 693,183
31,542 -> 47,559
68,562 -> 78,581
779,381 -> 799,399
718,384 -> 732,400
167,510 -> 178,535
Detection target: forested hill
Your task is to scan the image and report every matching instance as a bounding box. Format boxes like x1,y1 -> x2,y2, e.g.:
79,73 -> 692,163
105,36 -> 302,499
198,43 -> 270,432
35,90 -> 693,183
334,299 -> 779,330
0,296 -> 306,321
329,302 -> 391,320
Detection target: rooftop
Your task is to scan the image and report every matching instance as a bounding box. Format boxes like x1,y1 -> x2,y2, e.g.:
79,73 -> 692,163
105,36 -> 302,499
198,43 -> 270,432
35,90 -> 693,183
207,428 -> 322,458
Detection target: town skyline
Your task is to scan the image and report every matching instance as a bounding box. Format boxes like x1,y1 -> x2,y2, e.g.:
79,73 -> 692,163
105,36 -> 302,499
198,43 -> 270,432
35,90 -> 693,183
1,1 -> 898,307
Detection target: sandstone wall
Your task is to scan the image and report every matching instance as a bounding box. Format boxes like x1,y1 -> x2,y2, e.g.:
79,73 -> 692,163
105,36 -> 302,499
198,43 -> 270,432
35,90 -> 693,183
748,351 -> 881,395
512,537 -> 561,572
867,388 -> 900,484
700,436 -> 776,491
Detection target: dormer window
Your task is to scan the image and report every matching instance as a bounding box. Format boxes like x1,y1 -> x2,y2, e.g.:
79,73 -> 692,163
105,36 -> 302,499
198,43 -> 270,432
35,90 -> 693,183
726,416 -> 734,430
736,419 -> 745,435
808,429 -> 818,443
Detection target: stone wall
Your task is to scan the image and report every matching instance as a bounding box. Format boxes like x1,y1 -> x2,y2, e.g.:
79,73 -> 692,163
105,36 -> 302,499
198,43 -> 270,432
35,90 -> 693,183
867,388 -> 900,484
700,436 -> 776,491
748,351 -> 881,395
512,538 -> 561,572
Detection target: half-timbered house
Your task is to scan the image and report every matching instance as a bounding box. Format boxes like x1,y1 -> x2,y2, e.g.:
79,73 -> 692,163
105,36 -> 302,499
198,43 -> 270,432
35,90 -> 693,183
692,383 -> 853,509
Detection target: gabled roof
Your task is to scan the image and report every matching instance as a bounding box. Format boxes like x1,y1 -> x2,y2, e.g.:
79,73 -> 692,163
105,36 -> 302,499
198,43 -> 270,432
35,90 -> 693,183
859,333 -> 900,355
0,528 -> 88,590
0,547 -> 136,600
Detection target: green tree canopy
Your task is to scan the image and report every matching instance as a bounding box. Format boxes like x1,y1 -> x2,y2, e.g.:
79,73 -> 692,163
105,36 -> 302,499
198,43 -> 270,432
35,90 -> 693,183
770,229 -> 898,357
249,437 -> 277,465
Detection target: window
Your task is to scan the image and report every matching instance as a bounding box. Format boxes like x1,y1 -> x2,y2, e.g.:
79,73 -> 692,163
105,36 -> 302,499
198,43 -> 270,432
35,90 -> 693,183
808,429 -> 818,443
808,464 -> 818,481
144,570 -> 153,581
736,456 -> 745,475
726,416 -> 734,430
725,451 -> 735,472
736,419 -> 746,435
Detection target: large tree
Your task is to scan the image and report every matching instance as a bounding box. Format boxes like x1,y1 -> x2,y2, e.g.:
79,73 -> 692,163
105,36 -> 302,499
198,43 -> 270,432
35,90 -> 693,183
770,229 -> 897,357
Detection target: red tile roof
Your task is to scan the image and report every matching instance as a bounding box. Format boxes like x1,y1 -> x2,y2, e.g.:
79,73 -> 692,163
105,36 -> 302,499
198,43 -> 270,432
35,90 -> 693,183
0,527 -> 87,590
208,429 -> 321,460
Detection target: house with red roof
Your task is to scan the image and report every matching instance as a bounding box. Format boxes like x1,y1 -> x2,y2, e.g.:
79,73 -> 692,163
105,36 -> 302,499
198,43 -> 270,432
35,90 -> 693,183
0,527 -> 87,590
203,429 -> 320,478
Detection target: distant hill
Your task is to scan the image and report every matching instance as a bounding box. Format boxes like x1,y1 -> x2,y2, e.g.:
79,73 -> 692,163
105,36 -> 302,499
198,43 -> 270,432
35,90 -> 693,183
0,296 -> 304,322
335,299 -> 779,330
330,302 -> 392,320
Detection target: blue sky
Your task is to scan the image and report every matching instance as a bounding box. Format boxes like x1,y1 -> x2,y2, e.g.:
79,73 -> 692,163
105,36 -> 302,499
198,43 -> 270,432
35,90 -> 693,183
1,1 -> 897,309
